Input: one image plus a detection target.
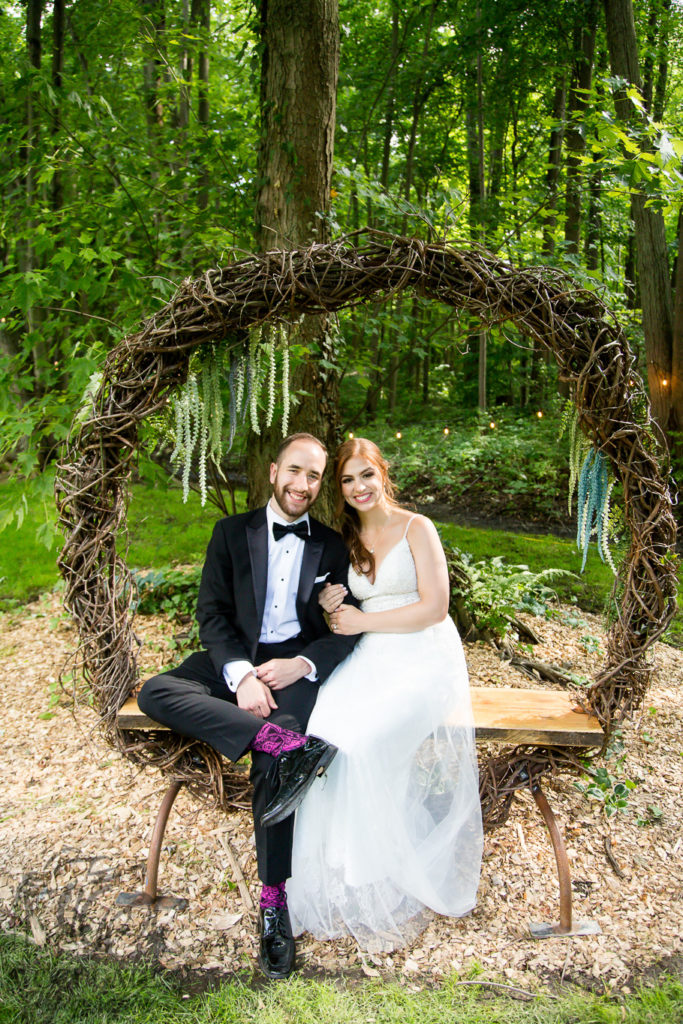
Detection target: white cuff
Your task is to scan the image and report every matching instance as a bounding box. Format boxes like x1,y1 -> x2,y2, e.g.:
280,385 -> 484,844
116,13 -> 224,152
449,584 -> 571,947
300,656 -> 318,682
223,660 -> 254,693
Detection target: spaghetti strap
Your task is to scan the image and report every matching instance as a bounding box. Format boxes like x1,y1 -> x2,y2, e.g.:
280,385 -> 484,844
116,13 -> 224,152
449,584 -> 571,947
403,513 -> 418,538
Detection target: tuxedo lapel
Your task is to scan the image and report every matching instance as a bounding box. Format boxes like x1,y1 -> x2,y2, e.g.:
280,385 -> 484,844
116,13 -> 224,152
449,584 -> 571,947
296,532 -> 324,614
246,507 -> 269,634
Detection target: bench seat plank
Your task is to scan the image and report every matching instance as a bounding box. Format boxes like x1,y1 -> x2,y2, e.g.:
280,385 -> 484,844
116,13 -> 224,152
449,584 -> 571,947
117,686 -> 603,748
469,686 -> 603,746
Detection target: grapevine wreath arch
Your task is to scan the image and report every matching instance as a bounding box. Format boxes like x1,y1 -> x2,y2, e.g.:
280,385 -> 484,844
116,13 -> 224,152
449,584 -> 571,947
56,232 -> 678,830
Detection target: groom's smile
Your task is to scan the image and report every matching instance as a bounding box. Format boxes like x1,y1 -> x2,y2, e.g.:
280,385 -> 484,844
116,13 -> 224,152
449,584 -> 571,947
269,437 -> 327,521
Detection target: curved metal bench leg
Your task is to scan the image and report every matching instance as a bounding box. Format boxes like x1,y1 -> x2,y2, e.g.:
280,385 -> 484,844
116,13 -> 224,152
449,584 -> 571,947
117,780 -> 187,909
528,783 -> 600,938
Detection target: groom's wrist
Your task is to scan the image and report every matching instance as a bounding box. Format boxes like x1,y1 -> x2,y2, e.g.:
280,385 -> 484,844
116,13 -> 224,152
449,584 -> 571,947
223,659 -> 255,692
297,655 -> 317,682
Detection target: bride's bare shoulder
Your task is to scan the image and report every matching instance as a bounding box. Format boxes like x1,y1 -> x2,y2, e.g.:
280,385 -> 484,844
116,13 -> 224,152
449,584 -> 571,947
401,511 -> 439,540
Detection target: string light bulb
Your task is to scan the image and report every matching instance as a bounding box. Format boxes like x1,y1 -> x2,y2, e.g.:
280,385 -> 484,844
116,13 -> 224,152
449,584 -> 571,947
396,431 -> 402,439
489,421 -> 496,429
536,410 -> 543,419
662,378 -> 669,387
348,432 -> 354,439
443,427 -> 449,436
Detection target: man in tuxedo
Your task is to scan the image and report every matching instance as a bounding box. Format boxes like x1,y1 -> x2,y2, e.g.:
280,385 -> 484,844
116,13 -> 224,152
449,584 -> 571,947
138,433 -> 358,978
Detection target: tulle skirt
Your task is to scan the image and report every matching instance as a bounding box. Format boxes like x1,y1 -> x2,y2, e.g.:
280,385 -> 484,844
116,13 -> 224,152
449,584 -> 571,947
288,617 -> 483,952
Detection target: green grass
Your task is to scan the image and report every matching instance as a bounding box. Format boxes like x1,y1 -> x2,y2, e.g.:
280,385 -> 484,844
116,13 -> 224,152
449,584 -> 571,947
437,521 -> 622,615
1,933 -> 681,1024
0,475 -> 246,608
0,473 -> 678,639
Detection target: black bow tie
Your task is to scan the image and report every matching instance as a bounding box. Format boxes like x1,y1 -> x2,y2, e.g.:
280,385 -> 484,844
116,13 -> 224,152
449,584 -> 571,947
272,521 -> 310,542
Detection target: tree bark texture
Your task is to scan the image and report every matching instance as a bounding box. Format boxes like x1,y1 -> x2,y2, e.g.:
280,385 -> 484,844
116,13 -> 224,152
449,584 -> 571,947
248,0 -> 340,517
403,0 -> 437,220
195,0 -> 210,213
465,6 -> 488,411
669,209 -> 683,463
51,0 -> 65,212
255,0 -> 338,249
23,0 -> 46,394
381,2 -> 400,191
141,0 -> 167,129
541,75 -> 566,258
604,0 -> 674,429
564,7 -> 597,255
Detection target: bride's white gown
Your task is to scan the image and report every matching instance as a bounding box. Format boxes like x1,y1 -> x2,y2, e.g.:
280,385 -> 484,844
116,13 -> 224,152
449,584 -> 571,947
288,521 -> 483,951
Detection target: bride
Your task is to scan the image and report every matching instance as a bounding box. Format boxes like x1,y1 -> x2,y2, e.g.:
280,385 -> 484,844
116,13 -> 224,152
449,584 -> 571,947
287,437 -> 483,952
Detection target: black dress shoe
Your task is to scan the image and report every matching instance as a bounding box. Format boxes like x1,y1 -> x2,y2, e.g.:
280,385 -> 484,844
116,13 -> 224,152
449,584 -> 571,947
260,736 -> 338,827
258,905 -> 295,979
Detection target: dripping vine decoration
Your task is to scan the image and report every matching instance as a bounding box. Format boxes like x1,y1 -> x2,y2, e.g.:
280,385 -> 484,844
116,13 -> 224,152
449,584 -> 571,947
55,231 -> 678,827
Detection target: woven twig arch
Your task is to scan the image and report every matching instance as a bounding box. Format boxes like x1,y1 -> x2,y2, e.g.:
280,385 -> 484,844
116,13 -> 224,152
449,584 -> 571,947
56,233 -> 678,828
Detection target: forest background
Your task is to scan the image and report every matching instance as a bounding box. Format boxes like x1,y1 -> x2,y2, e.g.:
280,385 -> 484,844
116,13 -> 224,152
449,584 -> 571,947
1,0 -> 682,589
2,4 -> 683,1013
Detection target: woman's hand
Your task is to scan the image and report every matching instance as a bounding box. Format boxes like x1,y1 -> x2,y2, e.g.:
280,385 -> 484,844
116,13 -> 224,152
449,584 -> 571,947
319,582 -> 348,614
330,603 -> 366,636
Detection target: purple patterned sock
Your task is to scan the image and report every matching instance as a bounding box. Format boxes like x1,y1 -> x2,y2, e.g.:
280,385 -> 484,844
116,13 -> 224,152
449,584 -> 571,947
260,881 -> 287,909
250,721 -> 307,758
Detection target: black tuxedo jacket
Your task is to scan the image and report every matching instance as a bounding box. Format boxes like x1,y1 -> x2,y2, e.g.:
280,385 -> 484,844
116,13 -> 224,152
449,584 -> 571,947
196,506 -> 359,683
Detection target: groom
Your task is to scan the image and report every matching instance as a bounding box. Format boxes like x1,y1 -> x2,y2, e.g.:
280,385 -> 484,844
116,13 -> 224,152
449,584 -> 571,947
138,432 -> 358,979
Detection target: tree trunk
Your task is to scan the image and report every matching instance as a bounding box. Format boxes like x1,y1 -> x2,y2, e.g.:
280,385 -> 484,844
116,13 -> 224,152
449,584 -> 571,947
178,0 -> 192,132
195,0 -> 210,213
388,350 -> 399,414
51,0 -> 65,213
141,0 -> 166,129
247,0 -> 340,519
23,0 -> 46,395
380,2 -> 399,190
541,75 -> 566,258
668,207 -> 683,467
652,0 -> 671,122
604,0 -> 674,428
586,63 -> 607,271
403,0 -> 437,220
585,150 -> 602,271
465,6 -> 487,411
564,7 -> 597,255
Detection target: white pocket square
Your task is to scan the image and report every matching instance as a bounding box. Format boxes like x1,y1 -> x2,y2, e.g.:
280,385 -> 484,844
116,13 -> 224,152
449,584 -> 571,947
314,573 -> 330,584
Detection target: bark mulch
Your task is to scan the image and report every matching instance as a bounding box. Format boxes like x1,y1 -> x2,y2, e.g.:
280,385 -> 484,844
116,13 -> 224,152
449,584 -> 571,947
1,593 -> 681,992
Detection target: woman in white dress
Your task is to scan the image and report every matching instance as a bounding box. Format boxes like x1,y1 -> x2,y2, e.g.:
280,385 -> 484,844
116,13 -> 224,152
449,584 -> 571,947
287,438 -> 483,952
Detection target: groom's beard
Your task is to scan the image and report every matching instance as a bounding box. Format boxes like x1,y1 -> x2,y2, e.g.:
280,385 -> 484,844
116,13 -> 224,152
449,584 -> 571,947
271,481 -> 317,519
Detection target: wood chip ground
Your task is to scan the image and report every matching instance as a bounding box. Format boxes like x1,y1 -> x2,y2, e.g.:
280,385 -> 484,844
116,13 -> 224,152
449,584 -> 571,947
1,593 -> 681,991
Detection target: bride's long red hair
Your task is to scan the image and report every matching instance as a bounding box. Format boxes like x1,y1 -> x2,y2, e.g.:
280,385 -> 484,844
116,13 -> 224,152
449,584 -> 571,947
334,438 -> 401,576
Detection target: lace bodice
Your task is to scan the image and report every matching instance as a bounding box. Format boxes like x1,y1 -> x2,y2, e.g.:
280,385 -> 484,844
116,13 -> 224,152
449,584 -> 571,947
348,535 -> 420,612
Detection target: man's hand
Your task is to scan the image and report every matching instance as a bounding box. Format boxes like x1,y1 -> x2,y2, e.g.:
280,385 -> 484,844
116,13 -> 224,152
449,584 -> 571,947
236,673 -> 278,717
255,656 -> 309,691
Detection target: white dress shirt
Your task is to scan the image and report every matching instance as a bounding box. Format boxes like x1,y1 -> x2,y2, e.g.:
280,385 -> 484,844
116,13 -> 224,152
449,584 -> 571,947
222,502 -> 317,692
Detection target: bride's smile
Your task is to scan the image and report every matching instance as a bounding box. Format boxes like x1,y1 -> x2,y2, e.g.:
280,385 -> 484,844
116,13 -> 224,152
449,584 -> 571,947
339,456 -> 386,514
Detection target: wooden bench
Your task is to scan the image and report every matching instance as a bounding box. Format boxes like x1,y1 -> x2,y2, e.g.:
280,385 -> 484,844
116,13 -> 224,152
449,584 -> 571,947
117,686 -> 603,938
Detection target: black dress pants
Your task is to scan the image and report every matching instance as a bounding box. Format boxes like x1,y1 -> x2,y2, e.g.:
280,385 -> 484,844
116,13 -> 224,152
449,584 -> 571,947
137,640 -> 319,885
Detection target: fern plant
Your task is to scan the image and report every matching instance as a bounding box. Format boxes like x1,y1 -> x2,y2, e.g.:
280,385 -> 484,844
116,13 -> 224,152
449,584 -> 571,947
446,545 -> 574,639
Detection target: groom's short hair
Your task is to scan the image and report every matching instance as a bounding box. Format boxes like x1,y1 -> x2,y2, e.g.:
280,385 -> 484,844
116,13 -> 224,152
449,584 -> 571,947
275,433 -> 328,465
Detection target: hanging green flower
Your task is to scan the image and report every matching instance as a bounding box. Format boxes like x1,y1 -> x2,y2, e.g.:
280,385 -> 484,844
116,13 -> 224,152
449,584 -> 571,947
164,320 -> 303,505
576,448 -> 617,574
